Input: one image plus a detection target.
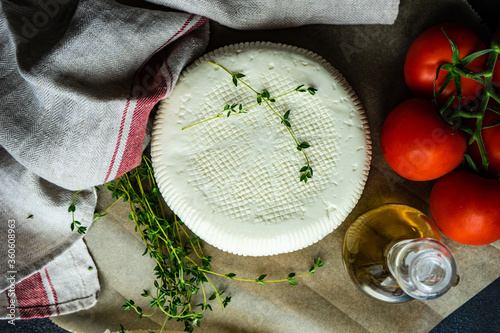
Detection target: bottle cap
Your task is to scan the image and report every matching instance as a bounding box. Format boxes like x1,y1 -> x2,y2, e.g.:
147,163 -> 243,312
387,238 -> 457,300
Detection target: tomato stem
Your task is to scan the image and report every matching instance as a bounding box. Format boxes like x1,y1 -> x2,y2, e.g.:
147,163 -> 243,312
434,31 -> 500,177
475,43 -> 500,175
453,66 -> 490,80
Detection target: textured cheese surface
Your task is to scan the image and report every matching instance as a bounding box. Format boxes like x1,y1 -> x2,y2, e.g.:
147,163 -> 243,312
151,42 -> 371,256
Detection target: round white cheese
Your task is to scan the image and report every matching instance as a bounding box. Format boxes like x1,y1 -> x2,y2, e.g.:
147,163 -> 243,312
151,42 -> 371,256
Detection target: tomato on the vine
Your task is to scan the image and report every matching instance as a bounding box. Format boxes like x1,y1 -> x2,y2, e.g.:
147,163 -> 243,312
404,23 -> 487,106
381,98 -> 467,181
430,170 -> 500,245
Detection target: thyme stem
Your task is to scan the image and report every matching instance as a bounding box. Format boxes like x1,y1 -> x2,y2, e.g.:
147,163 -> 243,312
93,155 -> 324,332
185,61 -> 316,182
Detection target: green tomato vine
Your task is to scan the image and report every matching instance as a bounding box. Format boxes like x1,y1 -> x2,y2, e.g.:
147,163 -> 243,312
434,30 -> 500,177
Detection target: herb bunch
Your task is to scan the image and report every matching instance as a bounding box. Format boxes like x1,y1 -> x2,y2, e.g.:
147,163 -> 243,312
183,61 -> 318,182
79,155 -> 324,332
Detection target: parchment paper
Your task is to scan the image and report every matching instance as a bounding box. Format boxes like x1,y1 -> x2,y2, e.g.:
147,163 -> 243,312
52,0 -> 500,332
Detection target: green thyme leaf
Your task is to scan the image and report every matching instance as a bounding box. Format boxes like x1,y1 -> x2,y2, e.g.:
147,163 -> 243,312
223,296 -> 231,308
77,225 -> 87,234
316,257 -> 324,267
307,87 -> 318,95
297,142 -> 310,150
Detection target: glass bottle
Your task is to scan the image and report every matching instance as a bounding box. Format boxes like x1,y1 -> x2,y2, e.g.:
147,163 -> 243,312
342,204 -> 457,303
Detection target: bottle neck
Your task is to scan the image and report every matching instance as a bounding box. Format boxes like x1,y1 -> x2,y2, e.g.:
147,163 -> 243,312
386,238 -> 457,300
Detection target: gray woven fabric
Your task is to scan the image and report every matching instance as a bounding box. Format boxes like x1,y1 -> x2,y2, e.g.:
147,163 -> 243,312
0,0 -> 400,319
0,0 -> 210,190
0,146 -> 97,292
149,0 -> 401,28
0,146 -> 97,318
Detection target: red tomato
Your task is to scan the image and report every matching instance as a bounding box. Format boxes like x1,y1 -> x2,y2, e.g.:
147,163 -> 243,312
430,170 -> 500,245
493,29 -> 500,90
381,98 -> 467,181
404,23 -> 487,107
467,101 -> 500,177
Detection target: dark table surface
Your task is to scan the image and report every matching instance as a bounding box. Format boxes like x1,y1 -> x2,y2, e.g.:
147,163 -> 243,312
1,0 -> 499,332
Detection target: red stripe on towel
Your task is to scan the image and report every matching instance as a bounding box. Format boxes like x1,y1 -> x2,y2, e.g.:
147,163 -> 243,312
112,15 -> 208,180
16,272 -> 52,318
104,99 -> 130,183
104,14 -> 208,182
45,268 -> 60,316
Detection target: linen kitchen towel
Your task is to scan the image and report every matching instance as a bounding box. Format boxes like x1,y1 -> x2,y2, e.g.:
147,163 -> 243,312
0,0 -> 400,319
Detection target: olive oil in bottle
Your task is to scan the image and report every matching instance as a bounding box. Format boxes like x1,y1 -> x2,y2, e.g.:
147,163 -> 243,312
343,204 -> 456,303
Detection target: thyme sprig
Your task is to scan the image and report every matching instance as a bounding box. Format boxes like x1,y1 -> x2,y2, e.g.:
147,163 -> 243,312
68,188 -> 124,235
79,155 -> 323,332
433,30 -> 500,177
183,61 -> 318,182
68,190 -> 87,234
